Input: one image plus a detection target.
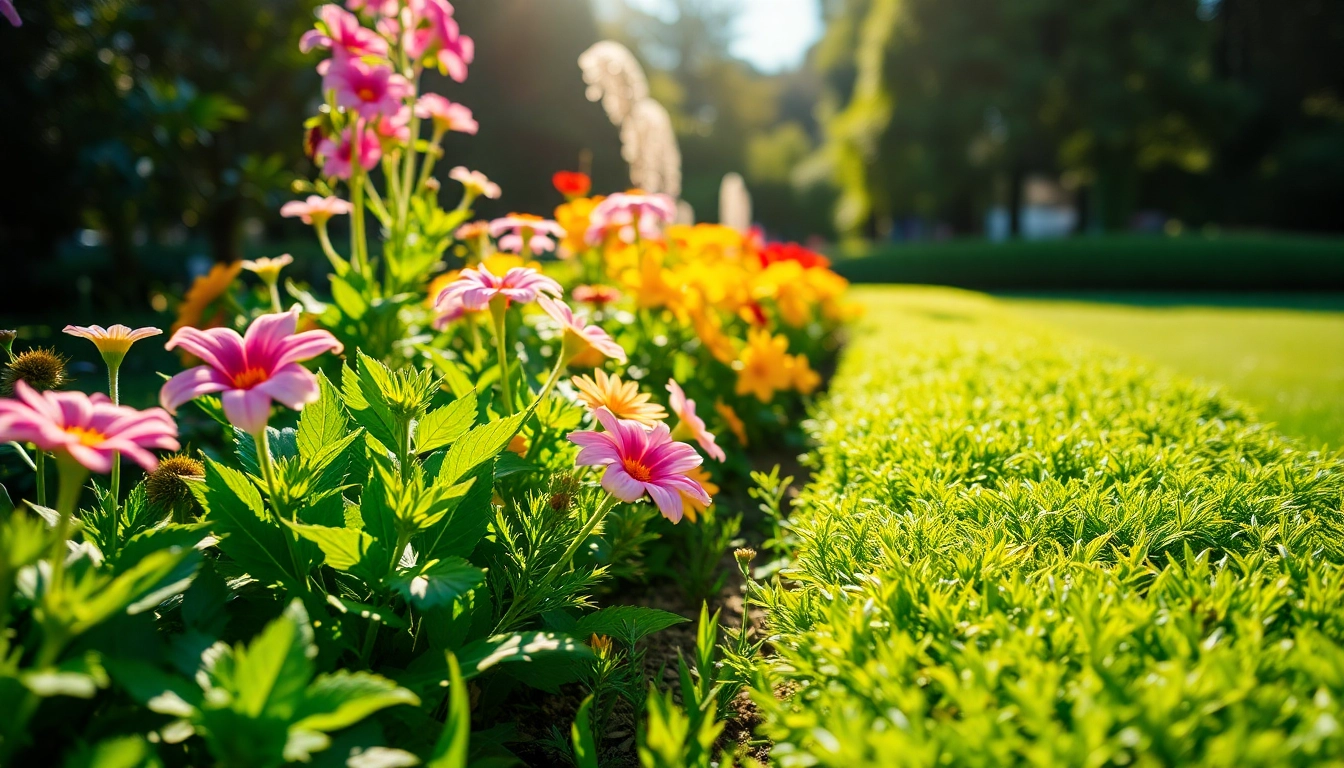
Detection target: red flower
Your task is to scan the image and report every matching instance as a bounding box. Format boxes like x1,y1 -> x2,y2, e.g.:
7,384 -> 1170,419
758,242 -> 831,270
553,171 -> 592,199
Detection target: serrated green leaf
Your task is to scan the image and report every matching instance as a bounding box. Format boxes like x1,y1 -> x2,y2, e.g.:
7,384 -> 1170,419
286,522 -> 385,583
413,391 -> 478,454
419,464 -> 494,561
69,546 -> 200,633
292,671 -> 419,733
192,458 -> 299,586
343,358 -> 401,451
234,427 -> 299,476
227,600 -> 316,720
437,413 -> 525,486
573,606 -> 689,646
297,372 -> 349,459
387,557 -> 485,610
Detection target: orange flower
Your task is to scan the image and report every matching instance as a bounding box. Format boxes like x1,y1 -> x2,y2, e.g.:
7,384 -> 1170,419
426,270 -> 460,308
787,354 -> 821,395
714,400 -> 747,446
734,328 -> 793,403
172,262 -> 243,365
571,370 -> 667,426
555,195 -> 604,258
553,171 -> 592,199
680,465 -> 720,523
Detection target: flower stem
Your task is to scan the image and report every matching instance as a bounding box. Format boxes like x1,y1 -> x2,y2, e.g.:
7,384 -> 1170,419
266,280 -> 284,314
47,457 -> 88,595
351,168 -> 368,276
316,222 -> 346,273
490,299 -> 514,415
108,361 -> 121,503
35,450 -> 46,508
415,128 -> 445,196
363,179 -> 392,227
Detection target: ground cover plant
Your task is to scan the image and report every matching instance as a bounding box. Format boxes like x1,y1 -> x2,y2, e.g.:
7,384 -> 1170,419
747,286 -> 1344,766
0,3 -> 852,765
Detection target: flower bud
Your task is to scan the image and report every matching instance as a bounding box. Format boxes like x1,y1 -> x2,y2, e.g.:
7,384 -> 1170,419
2,348 -> 68,393
0,329 -> 16,360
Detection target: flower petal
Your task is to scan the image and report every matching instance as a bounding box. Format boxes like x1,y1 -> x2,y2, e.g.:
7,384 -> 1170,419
645,483 -> 684,523
221,388 -> 272,436
254,364 -> 321,411
601,466 -> 647,503
160,366 -> 230,413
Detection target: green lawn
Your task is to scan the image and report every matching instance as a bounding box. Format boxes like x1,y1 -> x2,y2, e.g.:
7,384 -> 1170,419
1001,294 -> 1344,448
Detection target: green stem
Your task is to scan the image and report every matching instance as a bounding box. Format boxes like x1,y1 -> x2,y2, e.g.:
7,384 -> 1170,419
490,298 -> 514,415
7,442 -> 36,472
316,222 -> 347,273
47,458 -> 88,596
256,429 -> 308,589
108,362 -> 121,503
415,129 -> 445,197
351,168 -> 368,276
397,97 -> 421,236
35,450 -> 46,508
364,180 -> 392,227
266,280 -> 284,314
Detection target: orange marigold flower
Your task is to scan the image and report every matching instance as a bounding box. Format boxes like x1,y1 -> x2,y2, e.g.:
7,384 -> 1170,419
680,464 -> 720,523
714,400 -> 747,447
787,354 -> 821,395
571,370 -> 667,426
733,328 -> 792,403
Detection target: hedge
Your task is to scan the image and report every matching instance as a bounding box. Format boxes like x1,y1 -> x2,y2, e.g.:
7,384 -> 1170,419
750,287 -> 1344,767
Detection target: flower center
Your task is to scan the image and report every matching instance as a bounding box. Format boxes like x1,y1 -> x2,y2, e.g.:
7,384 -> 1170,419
65,426 -> 106,446
622,458 -> 653,483
357,87 -> 377,102
231,367 -> 270,389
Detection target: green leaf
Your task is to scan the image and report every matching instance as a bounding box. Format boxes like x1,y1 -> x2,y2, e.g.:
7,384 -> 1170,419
234,427 -> 299,475
573,606 -> 689,646
425,654 -> 470,768
493,452 -> 538,480
292,670 -> 419,733
297,372 -> 349,459
331,274 -> 369,320
437,413 -> 526,486
413,391 -> 478,454
106,659 -> 202,717
419,465 -> 494,561
61,735 -> 164,768
455,632 -> 595,680
22,653 -> 109,700
325,594 -> 408,630
192,458 -> 299,586
387,557 -> 486,610
226,600 -> 316,720
286,522 -> 385,583
343,358 -> 401,451
69,546 -> 200,633
571,695 -> 600,768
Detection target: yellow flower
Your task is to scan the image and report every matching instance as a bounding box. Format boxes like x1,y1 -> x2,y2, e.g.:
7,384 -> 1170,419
733,328 -> 793,403
714,400 -> 747,446
667,224 -> 748,264
508,434 -> 529,456
680,465 -> 720,523
623,251 -> 683,312
174,261 -> 242,335
241,254 -> 293,285
571,370 -> 667,426
787,354 -> 821,395
689,308 -> 737,365
753,261 -> 812,328
555,195 -> 604,257
589,634 -> 613,657
62,324 -> 162,366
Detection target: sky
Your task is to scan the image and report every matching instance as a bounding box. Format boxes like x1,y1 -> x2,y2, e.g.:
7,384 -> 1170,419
596,0 -> 824,73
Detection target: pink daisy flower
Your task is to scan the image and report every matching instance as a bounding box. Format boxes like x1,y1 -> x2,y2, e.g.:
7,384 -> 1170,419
160,307 -> 343,436
0,382 -> 179,474
666,380 -> 725,462
585,192 -> 677,245
316,124 -> 382,179
449,167 -> 500,200
414,94 -> 478,135
538,296 -> 626,364
280,195 -> 353,225
489,214 -> 567,255
568,407 -> 711,523
326,56 -> 411,120
301,4 -> 388,65
435,264 -> 561,311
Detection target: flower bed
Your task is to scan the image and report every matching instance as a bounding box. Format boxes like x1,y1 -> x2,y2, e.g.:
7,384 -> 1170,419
745,288 -> 1344,766
0,3 -> 851,765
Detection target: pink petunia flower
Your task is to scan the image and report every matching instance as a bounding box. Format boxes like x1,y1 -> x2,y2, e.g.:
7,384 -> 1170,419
280,195 -> 354,225
666,380 -> 725,462
326,56 -> 411,120
436,264 -> 561,312
414,94 -> 478,135
538,296 -> 626,364
316,124 -> 382,179
585,192 -> 678,245
160,307 -> 343,436
489,214 -> 567,255
404,0 -> 474,83
301,4 -> 388,65
0,382 -> 179,473
373,105 -> 412,144
568,407 -> 711,523
449,167 -> 500,200
1,0 -> 20,27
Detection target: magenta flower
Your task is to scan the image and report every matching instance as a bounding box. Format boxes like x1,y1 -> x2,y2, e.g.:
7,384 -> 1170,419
449,167 -> 500,200
405,0 -> 474,82
301,4 -> 388,65
415,94 -> 478,135
280,195 -> 354,225
316,124 -> 382,179
373,105 -> 412,144
0,382 -> 178,474
160,307 -> 343,436
346,0 -> 399,16
326,56 -> 411,120
569,407 -> 711,523
585,192 -> 678,245
489,214 -> 567,255
1,0 -> 20,27
436,264 -> 561,312
538,296 -> 627,364
666,380 -> 725,462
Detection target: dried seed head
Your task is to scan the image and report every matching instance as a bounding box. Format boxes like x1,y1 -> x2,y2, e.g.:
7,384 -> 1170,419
2,348 -> 68,393
146,455 -> 205,516
548,473 -> 579,512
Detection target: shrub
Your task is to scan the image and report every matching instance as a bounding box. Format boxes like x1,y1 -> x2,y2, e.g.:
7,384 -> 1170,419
750,288 -> 1344,766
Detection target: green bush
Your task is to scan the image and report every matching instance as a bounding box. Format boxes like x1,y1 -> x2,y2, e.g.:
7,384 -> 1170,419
750,288 -> 1344,766
831,235 -> 1344,291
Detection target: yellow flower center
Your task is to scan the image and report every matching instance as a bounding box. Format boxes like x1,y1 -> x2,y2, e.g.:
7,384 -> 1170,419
357,87 -> 377,102
65,426 -> 106,446
622,458 -> 653,483
231,367 -> 270,389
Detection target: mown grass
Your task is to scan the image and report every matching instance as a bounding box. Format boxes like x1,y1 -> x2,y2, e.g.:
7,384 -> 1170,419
750,286 -> 1344,767
1002,295 -> 1344,448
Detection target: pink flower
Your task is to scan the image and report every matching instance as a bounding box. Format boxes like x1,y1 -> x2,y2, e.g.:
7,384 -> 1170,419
160,307 -> 343,436
666,380 -> 725,462
326,56 -> 411,120
569,407 -> 711,523
280,195 -> 354,225
301,4 -> 388,64
346,0 -> 399,16
316,124 -> 382,179
404,0 -> 474,83
63,324 -> 162,364
489,214 -> 567,255
414,94 -> 477,135
538,296 -> 626,364
436,264 -> 561,311
585,192 -> 678,245
1,0 -> 20,27
0,382 -> 178,473
373,105 -> 412,143
449,167 -> 500,199
432,291 -> 468,330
